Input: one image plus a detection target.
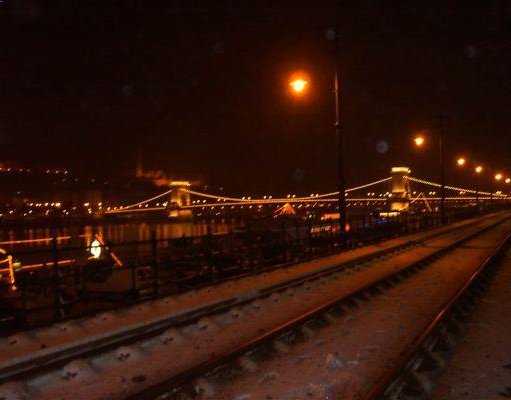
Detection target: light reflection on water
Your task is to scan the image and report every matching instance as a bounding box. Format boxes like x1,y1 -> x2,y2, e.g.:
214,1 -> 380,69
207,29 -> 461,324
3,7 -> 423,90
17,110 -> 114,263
0,219 -> 241,260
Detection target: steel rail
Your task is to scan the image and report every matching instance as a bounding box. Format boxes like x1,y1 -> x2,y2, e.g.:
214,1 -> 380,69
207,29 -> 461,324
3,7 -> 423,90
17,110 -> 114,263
124,215 -> 508,400
361,226 -> 511,400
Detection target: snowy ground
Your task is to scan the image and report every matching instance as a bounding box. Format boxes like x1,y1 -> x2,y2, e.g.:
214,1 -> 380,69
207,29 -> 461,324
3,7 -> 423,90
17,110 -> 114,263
206,218 -> 511,400
431,242 -> 511,399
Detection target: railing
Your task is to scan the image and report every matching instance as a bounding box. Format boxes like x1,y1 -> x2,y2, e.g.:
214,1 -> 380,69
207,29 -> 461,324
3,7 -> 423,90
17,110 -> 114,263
0,204 -> 505,332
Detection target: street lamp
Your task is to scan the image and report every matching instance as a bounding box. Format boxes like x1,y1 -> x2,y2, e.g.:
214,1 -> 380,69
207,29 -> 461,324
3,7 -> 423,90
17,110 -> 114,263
333,34 -> 347,246
475,165 -> 483,205
414,135 -> 425,147
413,122 -> 446,224
289,72 -> 309,96
493,173 -> 503,208
456,157 -> 466,167
287,37 -> 347,247
289,78 -> 308,94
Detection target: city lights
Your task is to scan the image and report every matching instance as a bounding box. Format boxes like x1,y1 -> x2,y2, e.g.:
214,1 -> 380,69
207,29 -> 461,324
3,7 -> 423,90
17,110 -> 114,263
475,165 -> 483,174
495,173 -> 503,181
456,157 -> 466,166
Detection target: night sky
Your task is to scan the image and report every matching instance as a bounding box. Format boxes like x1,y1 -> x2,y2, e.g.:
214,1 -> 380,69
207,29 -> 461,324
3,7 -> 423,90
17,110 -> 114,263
1,1 -> 510,195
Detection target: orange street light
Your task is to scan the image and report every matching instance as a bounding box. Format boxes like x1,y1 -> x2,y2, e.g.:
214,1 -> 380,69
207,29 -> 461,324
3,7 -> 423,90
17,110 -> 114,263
456,157 -> 466,166
495,173 -> 503,181
474,165 -> 484,205
412,124 -> 446,223
506,178 -> 511,184
413,135 -> 425,147
289,72 -> 309,95
290,79 -> 308,93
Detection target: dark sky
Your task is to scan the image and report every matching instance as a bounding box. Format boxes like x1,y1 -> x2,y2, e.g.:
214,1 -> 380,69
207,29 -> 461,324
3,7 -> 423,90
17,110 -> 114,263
1,1 -> 510,195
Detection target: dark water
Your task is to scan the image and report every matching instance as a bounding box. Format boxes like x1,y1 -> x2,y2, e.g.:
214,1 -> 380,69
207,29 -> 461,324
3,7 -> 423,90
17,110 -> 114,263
1,219 -> 238,244
0,218 -> 242,264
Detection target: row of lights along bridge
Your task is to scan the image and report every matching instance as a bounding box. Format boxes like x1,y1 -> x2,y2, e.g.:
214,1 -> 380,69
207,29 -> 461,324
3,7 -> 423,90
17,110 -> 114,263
288,61 -> 511,230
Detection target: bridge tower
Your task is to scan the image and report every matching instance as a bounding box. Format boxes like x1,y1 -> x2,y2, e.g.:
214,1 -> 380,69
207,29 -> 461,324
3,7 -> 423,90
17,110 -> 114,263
390,167 -> 411,211
168,181 -> 193,219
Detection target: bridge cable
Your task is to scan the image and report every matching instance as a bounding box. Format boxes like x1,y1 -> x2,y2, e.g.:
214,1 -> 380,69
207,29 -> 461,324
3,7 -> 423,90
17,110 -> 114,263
121,189 -> 173,210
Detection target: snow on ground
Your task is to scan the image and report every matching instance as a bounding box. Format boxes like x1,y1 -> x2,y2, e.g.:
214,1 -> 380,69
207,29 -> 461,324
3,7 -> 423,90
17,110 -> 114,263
431,242 -> 511,399
210,219 -> 511,400
0,216 -> 504,400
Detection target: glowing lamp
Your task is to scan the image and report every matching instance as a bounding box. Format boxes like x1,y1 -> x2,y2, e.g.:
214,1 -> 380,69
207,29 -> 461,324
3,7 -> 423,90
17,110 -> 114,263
475,166 -> 483,174
289,71 -> 310,96
495,173 -> 503,181
506,178 -> 511,184
456,157 -> 466,166
413,136 -> 425,146
290,78 -> 308,93
90,239 -> 102,259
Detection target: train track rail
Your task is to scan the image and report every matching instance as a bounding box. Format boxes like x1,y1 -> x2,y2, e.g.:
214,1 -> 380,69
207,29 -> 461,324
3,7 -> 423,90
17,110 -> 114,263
123,214 -> 510,400
0,213 -> 508,399
363,226 -> 511,400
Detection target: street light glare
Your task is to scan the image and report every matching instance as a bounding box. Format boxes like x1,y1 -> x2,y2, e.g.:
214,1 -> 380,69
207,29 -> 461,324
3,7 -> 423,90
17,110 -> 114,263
475,165 -> 483,174
495,173 -> 503,181
289,78 -> 308,94
414,136 -> 425,146
456,157 -> 466,166
506,178 -> 511,184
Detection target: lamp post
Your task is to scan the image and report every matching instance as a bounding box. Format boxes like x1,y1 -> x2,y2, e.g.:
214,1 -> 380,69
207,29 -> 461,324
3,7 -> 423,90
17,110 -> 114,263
288,34 -> 347,247
456,158 -> 483,209
333,33 -> 347,246
413,115 -> 446,224
438,115 -> 446,224
494,173 -> 503,208
475,165 -> 483,206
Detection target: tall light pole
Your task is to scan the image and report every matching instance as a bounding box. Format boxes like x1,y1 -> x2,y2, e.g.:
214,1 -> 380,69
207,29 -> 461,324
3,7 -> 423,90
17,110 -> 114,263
475,165 -> 483,206
438,114 -> 446,224
334,31 -> 346,245
288,33 -> 346,247
413,117 -> 446,224
494,173 -> 503,208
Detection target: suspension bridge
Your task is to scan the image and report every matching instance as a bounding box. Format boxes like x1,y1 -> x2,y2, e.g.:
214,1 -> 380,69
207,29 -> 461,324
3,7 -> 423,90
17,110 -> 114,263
104,167 -> 509,218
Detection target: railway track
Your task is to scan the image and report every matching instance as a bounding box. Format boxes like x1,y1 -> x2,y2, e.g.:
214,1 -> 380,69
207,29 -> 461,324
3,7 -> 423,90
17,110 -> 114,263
0,212 -> 509,399
364,225 -> 511,400
123,214 -> 511,400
